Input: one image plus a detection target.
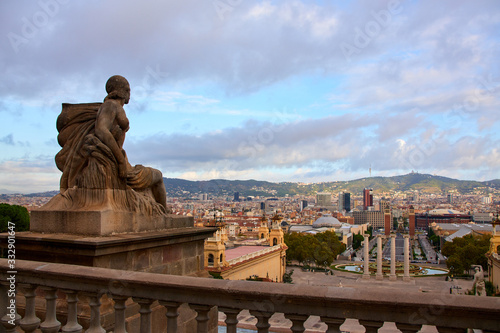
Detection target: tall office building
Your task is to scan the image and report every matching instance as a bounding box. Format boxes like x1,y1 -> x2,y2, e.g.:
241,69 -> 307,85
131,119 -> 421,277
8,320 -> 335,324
353,210 -> 384,228
363,188 -> 373,210
233,192 -> 240,202
300,200 -> 308,211
316,192 -> 332,207
447,193 -> 454,204
338,192 -> 351,212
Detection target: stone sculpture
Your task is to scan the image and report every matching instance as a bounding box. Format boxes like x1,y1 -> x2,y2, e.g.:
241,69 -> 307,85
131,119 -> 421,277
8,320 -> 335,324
43,75 -> 168,217
472,265 -> 486,297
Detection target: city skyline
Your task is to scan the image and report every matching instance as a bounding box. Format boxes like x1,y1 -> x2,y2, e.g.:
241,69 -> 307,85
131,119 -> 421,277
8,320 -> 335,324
1,1 -> 499,193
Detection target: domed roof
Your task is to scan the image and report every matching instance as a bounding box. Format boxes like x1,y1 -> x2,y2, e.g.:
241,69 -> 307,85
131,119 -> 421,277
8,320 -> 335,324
313,214 -> 342,228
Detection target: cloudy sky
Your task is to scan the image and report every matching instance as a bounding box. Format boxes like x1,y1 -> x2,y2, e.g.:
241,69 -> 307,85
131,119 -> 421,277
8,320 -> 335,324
1,0 -> 499,193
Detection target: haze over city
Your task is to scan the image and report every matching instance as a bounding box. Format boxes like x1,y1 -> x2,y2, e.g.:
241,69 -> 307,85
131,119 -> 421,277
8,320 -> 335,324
1,0 -> 499,193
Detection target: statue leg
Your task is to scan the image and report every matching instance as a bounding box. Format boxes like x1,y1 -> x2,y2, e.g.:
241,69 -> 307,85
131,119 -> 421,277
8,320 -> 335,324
152,181 -> 167,211
151,169 -> 167,210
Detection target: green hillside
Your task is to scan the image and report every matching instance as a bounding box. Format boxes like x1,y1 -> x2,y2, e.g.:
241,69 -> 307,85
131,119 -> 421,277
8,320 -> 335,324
164,173 -> 498,198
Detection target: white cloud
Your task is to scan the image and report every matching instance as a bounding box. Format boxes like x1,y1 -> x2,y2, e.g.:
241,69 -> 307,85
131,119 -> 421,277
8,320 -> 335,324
1,0 -> 499,190
0,160 -> 60,193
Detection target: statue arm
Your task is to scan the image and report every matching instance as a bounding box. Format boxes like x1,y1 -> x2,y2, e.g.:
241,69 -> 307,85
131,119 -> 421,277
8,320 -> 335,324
95,103 -> 128,178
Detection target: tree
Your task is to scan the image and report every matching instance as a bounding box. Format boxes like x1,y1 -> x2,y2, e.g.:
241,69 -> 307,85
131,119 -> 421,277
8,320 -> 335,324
313,242 -> 334,268
352,234 -> 364,250
283,269 -> 294,283
367,226 -> 373,240
442,234 -> 490,275
428,227 -> 440,249
0,203 -> 29,232
285,231 -> 345,267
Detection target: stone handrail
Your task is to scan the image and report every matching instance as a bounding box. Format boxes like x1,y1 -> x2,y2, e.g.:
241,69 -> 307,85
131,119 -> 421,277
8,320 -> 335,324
1,258 -> 500,332
226,245 -> 281,266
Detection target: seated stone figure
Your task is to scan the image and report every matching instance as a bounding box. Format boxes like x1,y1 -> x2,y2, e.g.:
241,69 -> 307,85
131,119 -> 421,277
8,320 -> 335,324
46,75 -> 168,216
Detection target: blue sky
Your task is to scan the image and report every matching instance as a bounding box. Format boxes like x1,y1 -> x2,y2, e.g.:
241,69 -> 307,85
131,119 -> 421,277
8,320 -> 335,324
1,0 -> 500,193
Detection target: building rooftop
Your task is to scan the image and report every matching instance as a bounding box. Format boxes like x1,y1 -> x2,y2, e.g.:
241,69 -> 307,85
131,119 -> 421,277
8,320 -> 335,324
225,246 -> 269,261
434,223 -> 493,231
428,209 -> 465,215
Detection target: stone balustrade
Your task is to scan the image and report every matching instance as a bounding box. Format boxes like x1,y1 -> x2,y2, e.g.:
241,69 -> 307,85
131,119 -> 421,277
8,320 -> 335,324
225,245 -> 281,266
1,258 -> 499,333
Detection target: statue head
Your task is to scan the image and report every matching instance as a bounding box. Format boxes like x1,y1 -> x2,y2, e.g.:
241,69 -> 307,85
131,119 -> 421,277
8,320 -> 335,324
105,75 -> 130,104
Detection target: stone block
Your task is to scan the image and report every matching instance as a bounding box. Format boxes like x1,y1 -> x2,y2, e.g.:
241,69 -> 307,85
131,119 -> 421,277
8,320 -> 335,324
150,247 -> 163,266
163,245 -> 182,263
108,252 -> 130,270
183,242 -> 198,258
30,209 -> 193,236
184,257 -> 199,275
170,261 -> 184,276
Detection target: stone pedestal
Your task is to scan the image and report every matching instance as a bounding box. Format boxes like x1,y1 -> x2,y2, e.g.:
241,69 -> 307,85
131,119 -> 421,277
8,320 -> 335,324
8,226 -> 214,276
1,214 -> 218,332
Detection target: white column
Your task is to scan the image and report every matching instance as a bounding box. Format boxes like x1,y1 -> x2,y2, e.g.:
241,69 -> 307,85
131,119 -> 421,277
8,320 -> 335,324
363,234 -> 370,279
403,235 -> 411,282
376,235 -> 383,280
390,234 -> 397,281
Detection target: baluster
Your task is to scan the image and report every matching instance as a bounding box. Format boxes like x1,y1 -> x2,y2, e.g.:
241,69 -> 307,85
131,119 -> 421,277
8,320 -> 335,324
190,304 -> 212,333
61,290 -> 82,333
19,284 -> 41,333
1,280 -> 21,333
284,314 -> 309,333
40,287 -> 61,333
133,298 -> 153,333
320,317 -> 345,333
218,307 -> 240,333
359,319 -> 384,333
0,313 -> 19,333
0,317 -> 16,333
160,301 -> 181,333
113,296 -> 128,333
249,310 -> 273,333
85,293 -> 105,333
395,322 -> 422,333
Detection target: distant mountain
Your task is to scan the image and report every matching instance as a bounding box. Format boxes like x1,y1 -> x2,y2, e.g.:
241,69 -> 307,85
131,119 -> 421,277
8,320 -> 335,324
5,174 -> 496,198
164,173 -> 499,198
23,190 -> 60,197
0,189 -> 19,195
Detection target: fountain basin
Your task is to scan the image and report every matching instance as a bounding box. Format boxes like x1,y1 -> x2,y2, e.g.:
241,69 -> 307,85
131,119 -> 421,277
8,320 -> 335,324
335,263 -> 448,276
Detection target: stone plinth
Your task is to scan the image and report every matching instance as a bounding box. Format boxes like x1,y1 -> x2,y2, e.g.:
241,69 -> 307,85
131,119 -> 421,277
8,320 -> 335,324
2,226 -> 215,276
0,222 -> 218,332
30,210 -> 190,236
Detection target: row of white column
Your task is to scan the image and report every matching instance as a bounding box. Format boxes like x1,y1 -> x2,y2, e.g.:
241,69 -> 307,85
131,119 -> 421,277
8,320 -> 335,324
362,234 -> 411,281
